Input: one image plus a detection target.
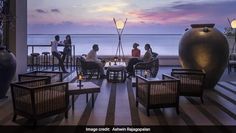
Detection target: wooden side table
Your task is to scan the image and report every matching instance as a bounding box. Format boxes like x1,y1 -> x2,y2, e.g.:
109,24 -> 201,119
68,82 -> 100,110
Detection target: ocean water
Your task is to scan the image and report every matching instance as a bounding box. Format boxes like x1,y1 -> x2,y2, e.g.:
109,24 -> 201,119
27,34 -> 182,56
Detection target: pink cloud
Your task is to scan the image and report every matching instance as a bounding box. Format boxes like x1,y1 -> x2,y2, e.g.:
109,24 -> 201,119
128,10 -> 204,25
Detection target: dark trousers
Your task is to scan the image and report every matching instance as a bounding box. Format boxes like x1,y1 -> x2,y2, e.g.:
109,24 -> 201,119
126,58 -> 142,76
52,51 -> 66,72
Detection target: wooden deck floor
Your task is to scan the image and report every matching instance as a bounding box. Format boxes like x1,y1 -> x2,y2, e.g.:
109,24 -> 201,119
0,67 -> 236,128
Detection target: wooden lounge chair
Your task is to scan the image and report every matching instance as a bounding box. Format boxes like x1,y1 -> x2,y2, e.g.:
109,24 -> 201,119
11,78 -> 69,125
76,56 -> 100,79
171,69 -> 206,103
134,57 -> 159,78
136,74 -> 180,116
18,71 -> 63,82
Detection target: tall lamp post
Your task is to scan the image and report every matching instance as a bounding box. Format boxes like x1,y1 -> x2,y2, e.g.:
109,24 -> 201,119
231,19 -> 236,54
113,18 -> 127,59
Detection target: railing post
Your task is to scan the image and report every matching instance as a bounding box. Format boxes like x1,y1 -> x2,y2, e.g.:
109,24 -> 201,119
32,46 -> 34,54
73,45 -> 75,67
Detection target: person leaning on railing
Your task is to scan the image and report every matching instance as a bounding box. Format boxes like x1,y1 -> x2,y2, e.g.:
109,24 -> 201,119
127,43 -> 153,77
63,35 -> 72,58
63,35 -> 72,67
51,35 -> 67,72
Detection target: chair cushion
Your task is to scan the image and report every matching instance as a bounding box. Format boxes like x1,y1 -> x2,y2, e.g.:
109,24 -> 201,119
31,53 -> 40,56
16,90 -> 66,114
180,79 -> 202,94
138,85 -> 177,104
42,52 -> 50,55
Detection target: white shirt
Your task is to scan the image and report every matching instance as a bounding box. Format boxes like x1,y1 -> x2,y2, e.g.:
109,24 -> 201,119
51,40 -> 63,53
86,50 -> 100,62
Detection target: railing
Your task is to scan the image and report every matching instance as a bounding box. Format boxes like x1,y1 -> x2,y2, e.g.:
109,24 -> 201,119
27,45 -> 76,66
27,44 -> 181,67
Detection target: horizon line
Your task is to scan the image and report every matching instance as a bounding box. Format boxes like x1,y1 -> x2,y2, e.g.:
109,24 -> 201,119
28,33 -> 183,35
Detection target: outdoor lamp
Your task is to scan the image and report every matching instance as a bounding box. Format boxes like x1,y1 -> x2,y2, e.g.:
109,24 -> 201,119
116,20 -> 125,30
231,19 -> 236,28
231,19 -> 236,54
113,18 -> 127,59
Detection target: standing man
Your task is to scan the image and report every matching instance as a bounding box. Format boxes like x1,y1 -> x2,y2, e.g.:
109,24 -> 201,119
86,44 -> 105,77
51,35 -> 67,72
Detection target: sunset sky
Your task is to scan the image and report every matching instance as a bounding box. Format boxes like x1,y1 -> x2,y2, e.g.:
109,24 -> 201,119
28,0 -> 236,34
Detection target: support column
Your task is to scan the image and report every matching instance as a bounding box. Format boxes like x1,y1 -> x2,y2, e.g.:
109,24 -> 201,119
8,0 -> 27,77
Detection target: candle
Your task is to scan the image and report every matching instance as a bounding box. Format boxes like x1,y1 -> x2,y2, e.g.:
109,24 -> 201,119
77,73 -> 83,88
79,75 -> 83,80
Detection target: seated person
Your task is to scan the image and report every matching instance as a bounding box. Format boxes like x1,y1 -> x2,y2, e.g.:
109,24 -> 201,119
132,43 -> 141,57
86,44 -> 105,77
127,43 -> 153,76
142,43 -> 153,62
51,35 -> 67,72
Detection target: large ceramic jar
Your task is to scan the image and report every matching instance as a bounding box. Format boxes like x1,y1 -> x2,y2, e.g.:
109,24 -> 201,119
0,46 -> 16,99
179,24 -> 229,89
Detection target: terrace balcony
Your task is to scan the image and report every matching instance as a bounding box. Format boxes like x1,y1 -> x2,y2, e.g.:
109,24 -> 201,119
1,0 -> 236,132
1,66 -> 236,127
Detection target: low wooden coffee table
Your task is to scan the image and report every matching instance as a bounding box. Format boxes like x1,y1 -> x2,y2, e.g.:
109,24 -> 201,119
106,65 -> 127,82
105,61 -> 127,82
68,82 -> 100,110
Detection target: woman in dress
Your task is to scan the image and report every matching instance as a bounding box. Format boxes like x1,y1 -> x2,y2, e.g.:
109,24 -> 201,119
63,35 -> 72,67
